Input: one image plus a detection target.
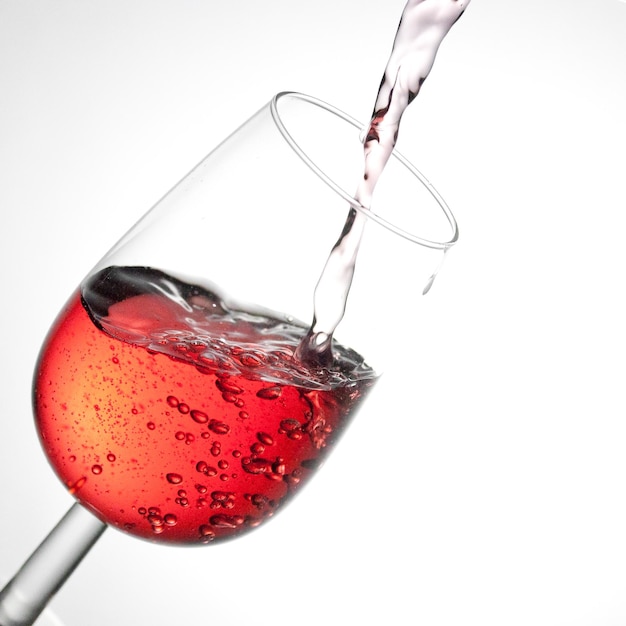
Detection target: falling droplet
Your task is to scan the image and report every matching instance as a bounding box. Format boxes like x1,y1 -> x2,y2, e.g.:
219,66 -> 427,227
422,248 -> 449,295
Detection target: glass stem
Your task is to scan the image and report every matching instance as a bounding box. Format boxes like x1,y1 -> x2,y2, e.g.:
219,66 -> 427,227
0,503 -> 106,626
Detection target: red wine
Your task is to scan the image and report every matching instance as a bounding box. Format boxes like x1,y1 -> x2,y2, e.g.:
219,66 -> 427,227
34,267 -> 376,545
299,0 -> 470,361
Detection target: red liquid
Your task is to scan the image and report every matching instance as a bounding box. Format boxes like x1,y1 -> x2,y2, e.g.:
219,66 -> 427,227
33,267 -> 375,545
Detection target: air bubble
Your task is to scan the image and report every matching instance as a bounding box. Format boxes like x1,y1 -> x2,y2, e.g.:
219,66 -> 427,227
190,409 -> 209,424
199,525 -> 216,541
250,443 -> 265,455
280,419 -> 301,432
272,458 -> 286,475
148,512 -> 163,526
167,396 -> 179,408
211,491 -> 232,502
178,403 -> 190,415
256,386 -> 282,400
215,379 -> 243,395
208,420 -> 230,435
196,461 -> 218,477
209,514 -> 243,529
257,432 -> 274,446
147,422 -> 156,430
68,476 -> 87,494
250,494 -> 269,507
166,473 -> 183,485
241,457 -> 272,475
239,353 -> 263,367
91,464 -> 103,475
107,453 -> 116,462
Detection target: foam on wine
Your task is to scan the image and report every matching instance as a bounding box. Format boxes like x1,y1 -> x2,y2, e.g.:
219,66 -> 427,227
34,267 -> 375,544
298,0 -> 471,362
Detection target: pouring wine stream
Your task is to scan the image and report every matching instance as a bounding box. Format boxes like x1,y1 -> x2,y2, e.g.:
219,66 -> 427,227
0,2 -> 470,624
296,0 -> 470,363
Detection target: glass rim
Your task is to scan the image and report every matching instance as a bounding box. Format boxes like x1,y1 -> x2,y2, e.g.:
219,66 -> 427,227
270,91 -> 459,251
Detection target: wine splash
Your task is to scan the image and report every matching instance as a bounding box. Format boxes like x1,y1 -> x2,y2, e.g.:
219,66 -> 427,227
297,0 -> 471,362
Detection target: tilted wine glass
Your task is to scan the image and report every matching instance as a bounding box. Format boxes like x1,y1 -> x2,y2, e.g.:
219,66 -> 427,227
0,91 -> 458,625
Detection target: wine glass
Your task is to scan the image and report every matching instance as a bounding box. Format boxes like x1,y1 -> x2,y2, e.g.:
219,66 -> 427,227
0,91 -> 458,625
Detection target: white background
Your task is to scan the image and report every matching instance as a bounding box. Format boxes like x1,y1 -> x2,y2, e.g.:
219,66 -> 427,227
1,1 -> 626,624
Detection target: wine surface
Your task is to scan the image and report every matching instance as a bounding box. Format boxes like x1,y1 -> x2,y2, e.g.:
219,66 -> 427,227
299,0 -> 470,360
34,267 -> 376,544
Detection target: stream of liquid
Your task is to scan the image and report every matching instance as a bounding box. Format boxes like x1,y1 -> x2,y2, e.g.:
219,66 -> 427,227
297,0 -> 470,363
